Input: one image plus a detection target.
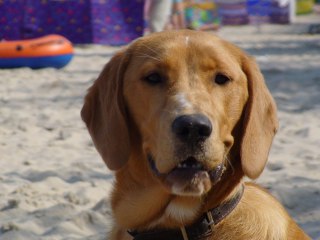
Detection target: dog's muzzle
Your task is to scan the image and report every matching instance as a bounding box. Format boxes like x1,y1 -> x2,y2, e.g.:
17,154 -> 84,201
148,155 -> 225,195
147,114 -> 223,195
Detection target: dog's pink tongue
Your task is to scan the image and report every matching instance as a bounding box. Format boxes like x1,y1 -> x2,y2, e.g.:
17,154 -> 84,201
165,168 -> 212,194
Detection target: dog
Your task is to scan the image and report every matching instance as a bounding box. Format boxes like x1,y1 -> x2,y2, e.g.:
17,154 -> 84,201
81,30 -> 310,240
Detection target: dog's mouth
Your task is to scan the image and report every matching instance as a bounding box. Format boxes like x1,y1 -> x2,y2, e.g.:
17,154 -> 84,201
148,154 -> 225,196
176,157 -> 204,170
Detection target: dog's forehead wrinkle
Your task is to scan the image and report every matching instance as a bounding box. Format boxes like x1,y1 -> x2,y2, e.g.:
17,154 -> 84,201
135,35 -> 203,65
133,39 -> 168,59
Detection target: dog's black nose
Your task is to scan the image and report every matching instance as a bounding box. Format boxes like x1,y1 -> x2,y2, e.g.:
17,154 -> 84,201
172,114 -> 212,142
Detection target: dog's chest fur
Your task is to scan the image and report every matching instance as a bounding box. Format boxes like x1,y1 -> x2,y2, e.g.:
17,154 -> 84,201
147,200 -> 202,228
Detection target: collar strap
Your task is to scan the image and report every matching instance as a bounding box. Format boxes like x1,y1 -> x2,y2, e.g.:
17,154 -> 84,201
128,185 -> 245,240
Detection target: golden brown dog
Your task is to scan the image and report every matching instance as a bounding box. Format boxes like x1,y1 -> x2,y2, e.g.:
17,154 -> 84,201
81,30 -> 310,240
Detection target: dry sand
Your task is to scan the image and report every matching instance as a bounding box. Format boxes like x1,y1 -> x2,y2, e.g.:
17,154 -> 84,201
1,19 -> 320,239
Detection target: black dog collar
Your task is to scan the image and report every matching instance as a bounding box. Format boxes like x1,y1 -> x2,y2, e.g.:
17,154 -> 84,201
128,185 -> 245,240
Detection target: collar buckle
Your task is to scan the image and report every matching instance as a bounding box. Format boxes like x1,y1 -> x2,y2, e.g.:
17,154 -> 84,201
180,211 -> 215,240
206,211 -> 215,232
180,226 -> 189,240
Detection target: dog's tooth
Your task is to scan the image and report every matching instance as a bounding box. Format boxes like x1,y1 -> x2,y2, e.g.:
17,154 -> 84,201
178,163 -> 186,168
177,162 -> 203,169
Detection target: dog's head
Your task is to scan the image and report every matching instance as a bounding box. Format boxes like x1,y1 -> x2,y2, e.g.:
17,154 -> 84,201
81,30 -> 278,197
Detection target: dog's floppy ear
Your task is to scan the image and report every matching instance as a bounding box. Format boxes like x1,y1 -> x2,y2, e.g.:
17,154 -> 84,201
81,50 -> 130,170
240,55 -> 278,179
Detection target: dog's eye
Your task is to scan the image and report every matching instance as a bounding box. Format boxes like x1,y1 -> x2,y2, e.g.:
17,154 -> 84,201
144,72 -> 163,85
214,73 -> 230,85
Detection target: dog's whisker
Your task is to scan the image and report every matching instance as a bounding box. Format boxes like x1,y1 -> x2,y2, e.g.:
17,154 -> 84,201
136,54 -> 161,62
140,43 -> 160,55
224,154 -> 235,174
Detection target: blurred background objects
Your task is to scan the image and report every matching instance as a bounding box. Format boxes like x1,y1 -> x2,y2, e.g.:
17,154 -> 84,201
146,0 -> 173,32
0,0 -> 144,46
1,0 -> 320,46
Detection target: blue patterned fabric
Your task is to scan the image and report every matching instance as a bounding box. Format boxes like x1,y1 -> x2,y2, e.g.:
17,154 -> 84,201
0,0 -> 144,46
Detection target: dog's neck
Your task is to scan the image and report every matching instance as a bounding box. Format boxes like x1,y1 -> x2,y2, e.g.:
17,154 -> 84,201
111,153 -> 244,231
127,184 -> 244,240
145,182 -> 244,231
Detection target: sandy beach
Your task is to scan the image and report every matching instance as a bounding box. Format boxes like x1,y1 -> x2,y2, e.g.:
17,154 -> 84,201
1,17 -> 320,239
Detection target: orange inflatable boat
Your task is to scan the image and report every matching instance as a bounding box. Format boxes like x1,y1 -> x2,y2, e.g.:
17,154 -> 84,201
0,35 -> 73,69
